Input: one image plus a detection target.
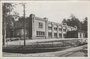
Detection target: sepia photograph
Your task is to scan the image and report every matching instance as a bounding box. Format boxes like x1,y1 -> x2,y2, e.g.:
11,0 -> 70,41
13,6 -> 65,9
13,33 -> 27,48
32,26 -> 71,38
1,1 -> 89,57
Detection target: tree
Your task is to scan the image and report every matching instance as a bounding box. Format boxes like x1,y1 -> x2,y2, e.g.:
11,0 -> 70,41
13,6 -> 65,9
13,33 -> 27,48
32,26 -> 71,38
82,17 -> 88,38
2,3 -> 18,46
62,14 -> 83,38
64,14 -> 81,31
62,18 -> 67,25
6,15 -> 15,38
62,14 -> 88,38
2,3 -> 13,46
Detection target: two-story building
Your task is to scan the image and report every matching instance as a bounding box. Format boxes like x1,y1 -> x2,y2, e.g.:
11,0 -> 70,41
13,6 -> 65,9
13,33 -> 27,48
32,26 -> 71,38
14,14 -> 77,39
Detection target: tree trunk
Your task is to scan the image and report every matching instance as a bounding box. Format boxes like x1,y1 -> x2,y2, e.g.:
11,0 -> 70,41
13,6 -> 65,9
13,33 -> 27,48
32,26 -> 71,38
3,17 -> 6,47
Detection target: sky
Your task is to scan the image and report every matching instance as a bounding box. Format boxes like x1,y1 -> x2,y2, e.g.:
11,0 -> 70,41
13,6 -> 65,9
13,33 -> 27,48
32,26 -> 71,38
13,1 -> 90,23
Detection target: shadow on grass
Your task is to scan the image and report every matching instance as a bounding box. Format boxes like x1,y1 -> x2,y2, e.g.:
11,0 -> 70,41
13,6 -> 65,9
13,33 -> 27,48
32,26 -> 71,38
3,46 -> 69,54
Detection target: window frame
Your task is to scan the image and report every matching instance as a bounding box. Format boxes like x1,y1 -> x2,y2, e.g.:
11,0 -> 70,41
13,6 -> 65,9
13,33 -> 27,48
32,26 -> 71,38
38,22 -> 43,28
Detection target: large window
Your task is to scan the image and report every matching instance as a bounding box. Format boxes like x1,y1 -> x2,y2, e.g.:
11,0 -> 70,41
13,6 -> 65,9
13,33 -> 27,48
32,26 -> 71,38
36,31 -> 45,37
59,33 -> 62,38
38,22 -> 43,28
59,28 -> 62,31
48,26 -> 52,30
54,33 -> 57,38
48,32 -> 52,38
63,29 -> 66,32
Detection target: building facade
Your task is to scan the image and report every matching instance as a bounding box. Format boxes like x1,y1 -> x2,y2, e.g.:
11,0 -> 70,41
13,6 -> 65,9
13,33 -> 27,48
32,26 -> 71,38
14,14 -> 78,39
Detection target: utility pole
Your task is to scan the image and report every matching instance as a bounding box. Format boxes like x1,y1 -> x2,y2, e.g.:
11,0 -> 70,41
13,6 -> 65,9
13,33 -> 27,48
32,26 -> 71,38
21,3 -> 26,46
23,3 -> 26,46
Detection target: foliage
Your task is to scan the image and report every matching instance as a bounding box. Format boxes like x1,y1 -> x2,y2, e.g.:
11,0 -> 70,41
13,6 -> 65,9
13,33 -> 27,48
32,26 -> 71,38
62,14 -> 88,38
2,3 -> 19,38
62,14 -> 81,30
81,17 -> 88,37
3,3 -> 13,16
62,14 -> 87,31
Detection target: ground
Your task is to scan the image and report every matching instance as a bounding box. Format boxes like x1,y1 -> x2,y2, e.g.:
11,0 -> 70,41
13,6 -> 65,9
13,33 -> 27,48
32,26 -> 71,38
3,51 -> 86,57
3,44 -> 87,57
3,39 -> 87,57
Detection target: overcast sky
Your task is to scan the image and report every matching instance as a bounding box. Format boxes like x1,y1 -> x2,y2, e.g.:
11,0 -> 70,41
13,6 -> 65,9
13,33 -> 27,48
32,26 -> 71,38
13,1 -> 90,23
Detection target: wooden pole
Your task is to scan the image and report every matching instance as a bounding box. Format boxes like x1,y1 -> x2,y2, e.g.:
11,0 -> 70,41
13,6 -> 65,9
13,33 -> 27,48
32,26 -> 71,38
22,3 -> 26,46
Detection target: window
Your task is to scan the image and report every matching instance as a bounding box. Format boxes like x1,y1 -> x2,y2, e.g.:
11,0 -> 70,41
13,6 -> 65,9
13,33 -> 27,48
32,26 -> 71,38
36,31 -> 45,37
54,27 -> 57,31
59,33 -> 62,38
48,26 -> 52,30
38,22 -> 43,28
59,28 -> 62,31
63,29 -> 66,32
48,32 -> 52,38
54,33 -> 57,38
37,31 -> 39,35
64,34 -> 66,38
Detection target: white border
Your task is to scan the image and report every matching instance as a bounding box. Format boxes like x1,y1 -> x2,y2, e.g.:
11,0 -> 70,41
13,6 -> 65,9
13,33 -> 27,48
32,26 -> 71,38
0,1 -> 90,59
